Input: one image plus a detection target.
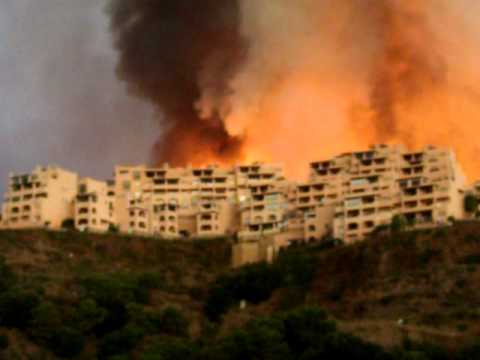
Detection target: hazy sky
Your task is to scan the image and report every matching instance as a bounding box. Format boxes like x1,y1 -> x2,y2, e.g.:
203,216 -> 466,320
0,0 -> 159,194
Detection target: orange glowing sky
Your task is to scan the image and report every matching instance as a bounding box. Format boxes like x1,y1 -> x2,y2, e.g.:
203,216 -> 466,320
210,0 -> 480,182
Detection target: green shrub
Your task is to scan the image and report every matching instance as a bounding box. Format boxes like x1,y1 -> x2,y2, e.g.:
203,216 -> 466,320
281,307 -> 336,355
462,254 -> 480,265
274,249 -> 316,289
391,215 -> 407,233
140,339 -> 198,360
0,334 -> 8,350
434,227 -> 449,238
156,307 -> 189,337
108,224 -> 120,233
99,326 -> 144,359
74,298 -> 108,333
0,289 -> 39,329
456,342 -> 480,360
464,195 -> 478,214
61,218 -> 75,230
49,327 -> 85,358
0,256 -> 16,293
204,262 -> 283,322
29,302 -> 62,342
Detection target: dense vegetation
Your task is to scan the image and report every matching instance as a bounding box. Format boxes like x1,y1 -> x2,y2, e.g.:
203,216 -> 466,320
1,224 -> 480,358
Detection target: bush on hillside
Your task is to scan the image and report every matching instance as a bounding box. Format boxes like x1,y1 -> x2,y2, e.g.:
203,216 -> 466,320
204,262 -> 283,322
74,298 -> 108,333
61,218 -> 76,230
0,289 -> 39,329
391,215 -> 407,233
464,194 -> 478,214
108,224 -> 120,233
155,307 -> 189,337
29,301 -> 62,342
50,327 -> 85,358
0,256 -> 16,292
98,325 -> 144,359
0,334 -> 8,350
140,339 -> 198,360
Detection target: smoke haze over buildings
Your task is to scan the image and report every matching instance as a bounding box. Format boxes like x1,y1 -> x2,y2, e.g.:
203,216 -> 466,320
109,0 -> 480,180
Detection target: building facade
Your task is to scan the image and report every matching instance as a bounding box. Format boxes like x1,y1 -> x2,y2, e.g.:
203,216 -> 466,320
0,145 -> 470,264
1,166 -> 78,230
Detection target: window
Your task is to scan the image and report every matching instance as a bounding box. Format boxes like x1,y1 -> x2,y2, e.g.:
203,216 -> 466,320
348,223 -> 359,230
365,221 -> 375,228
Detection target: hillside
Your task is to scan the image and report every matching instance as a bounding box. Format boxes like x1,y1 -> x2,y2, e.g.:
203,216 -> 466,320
0,230 -> 232,359
1,225 -> 480,358
220,222 -> 480,349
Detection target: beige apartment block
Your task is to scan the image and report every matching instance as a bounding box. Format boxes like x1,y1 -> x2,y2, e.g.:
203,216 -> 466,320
238,190 -> 289,241
114,164 -> 236,235
0,145 -> 469,259
112,162 -> 288,238
196,200 -> 238,237
75,177 -> 115,233
1,165 -> 78,230
309,144 -> 466,243
235,163 -> 293,240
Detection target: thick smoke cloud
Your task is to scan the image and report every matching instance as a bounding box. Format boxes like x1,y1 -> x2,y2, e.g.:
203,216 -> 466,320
107,0 -> 247,166
107,0 -> 480,180
0,0 -> 158,195
366,1 -> 447,140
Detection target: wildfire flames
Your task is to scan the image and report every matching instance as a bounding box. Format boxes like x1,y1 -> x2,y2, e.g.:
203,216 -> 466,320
108,0 -> 480,180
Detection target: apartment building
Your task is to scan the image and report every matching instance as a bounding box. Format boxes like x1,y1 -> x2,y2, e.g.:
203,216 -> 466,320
0,145 -> 469,256
1,166 -> 78,229
304,144 -> 466,243
75,177 -> 115,233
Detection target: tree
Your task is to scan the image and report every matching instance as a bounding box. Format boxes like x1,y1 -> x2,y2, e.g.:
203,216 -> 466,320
464,194 -> 478,214
0,334 -> 8,351
157,307 -> 189,337
0,256 -> 16,293
61,218 -> 75,230
50,327 -> 85,358
140,339 -> 198,360
98,326 -> 144,359
29,302 -> 62,342
74,298 -> 107,333
108,224 -> 120,233
0,290 -> 39,329
391,215 -> 407,233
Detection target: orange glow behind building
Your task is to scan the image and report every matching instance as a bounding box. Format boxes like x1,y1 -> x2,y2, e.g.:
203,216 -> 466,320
208,0 -> 480,182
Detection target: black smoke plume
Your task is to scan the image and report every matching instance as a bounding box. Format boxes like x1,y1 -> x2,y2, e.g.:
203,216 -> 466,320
107,0 -> 247,165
